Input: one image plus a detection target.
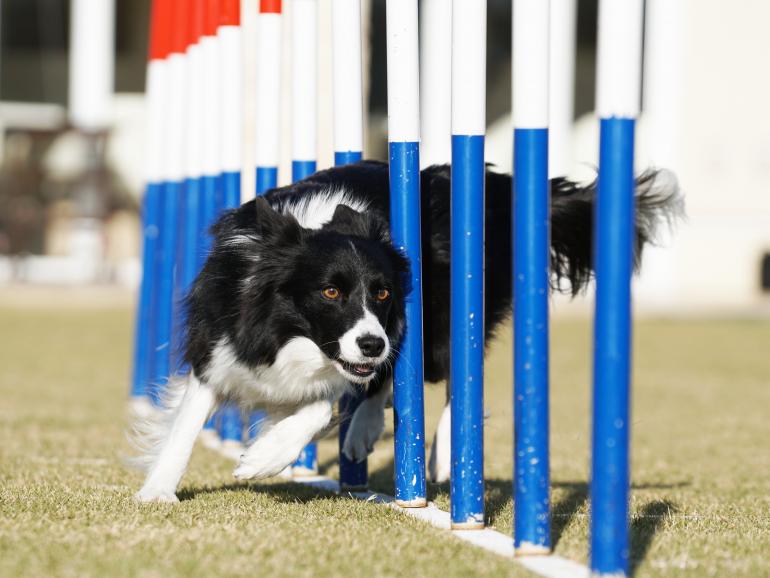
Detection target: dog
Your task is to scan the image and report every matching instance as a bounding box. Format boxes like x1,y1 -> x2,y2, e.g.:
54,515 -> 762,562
131,161 -> 681,502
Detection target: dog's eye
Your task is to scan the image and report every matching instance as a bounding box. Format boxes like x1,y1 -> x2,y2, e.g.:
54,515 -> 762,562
375,288 -> 390,302
322,286 -> 341,300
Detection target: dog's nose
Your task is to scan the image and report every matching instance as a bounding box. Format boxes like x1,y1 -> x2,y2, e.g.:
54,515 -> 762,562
357,335 -> 385,358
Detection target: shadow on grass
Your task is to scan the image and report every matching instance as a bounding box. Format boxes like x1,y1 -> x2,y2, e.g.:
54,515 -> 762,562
630,500 -> 677,576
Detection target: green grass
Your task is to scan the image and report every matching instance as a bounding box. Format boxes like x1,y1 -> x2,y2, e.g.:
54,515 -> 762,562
0,303 -> 768,577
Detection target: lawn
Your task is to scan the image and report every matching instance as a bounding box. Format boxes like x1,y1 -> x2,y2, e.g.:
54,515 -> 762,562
0,295 -> 768,578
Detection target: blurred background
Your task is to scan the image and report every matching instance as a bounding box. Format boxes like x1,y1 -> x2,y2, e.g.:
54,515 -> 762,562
1,0 -> 769,314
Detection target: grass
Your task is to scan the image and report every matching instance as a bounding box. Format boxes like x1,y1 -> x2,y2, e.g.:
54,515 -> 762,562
0,300 -> 769,577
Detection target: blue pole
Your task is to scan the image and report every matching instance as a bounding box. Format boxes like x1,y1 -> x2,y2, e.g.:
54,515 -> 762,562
591,117 -> 635,576
513,128 -> 551,552
131,182 -> 162,399
256,167 -> 278,195
290,158 -> 319,475
198,173 -> 220,270
292,160 -> 317,182
151,179 -> 182,404
333,150 -> 368,490
214,172 -> 243,443
449,134 -> 485,529
389,141 -> 427,507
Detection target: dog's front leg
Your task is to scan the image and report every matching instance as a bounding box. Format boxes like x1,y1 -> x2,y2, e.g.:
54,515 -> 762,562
135,375 -> 216,502
233,400 -> 333,480
342,380 -> 391,463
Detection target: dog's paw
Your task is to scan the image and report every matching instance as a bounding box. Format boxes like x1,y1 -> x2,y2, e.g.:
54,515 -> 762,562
342,399 -> 385,463
134,487 -> 180,504
233,446 -> 296,481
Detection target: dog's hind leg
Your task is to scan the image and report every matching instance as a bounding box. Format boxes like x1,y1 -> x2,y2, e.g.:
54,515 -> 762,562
233,399 -> 333,481
428,402 -> 451,483
134,374 -> 216,503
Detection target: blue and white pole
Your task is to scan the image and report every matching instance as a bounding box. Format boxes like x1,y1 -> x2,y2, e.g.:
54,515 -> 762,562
254,0 -> 283,194
175,2 -> 205,368
247,0 -> 284,445
290,0 -> 319,476
218,0 -> 243,210
386,0 -> 427,508
197,0 -> 225,449
152,0 -> 188,397
419,0 -> 451,168
332,0 -> 367,491
449,0 -> 486,530
591,1 -> 643,576
131,0 -> 170,409
198,0 -> 222,272
512,0 -> 551,555
214,0 -> 245,450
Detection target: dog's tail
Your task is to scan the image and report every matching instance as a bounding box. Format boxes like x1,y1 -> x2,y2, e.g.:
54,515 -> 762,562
125,375 -> 191,473
549,169 -> 684,295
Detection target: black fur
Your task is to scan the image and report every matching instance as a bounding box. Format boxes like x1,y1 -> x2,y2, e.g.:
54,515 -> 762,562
183,161 -> 681,392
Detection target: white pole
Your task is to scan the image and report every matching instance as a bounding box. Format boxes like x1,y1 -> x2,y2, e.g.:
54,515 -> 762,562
548,0 -> 575,177
68,0 -> 115,132
419,0 -> 451,167
331,0 -> 364,158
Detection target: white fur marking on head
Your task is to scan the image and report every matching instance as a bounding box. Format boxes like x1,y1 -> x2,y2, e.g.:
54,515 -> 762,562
279,187 -> 369,230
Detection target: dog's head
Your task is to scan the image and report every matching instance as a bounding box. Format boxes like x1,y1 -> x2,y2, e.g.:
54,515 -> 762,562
236,197 -> 409,385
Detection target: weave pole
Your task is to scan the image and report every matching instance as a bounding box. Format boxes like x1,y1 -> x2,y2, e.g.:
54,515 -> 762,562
152,0 -> 188,392
591,1 -> 643,575
247,0 -> 284,444
290,0 -> 320,476
255,0 -> 283,194
131,0 -> 171,406
449,0 -> 486,530
512,0 -> 552,555
332,0 -> 367,491
214,0 -> 245,450
386,0 -> 427,508
175,0 -> 206,365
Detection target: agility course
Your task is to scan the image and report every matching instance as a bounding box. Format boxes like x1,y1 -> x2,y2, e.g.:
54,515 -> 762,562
129,0 -> 641,576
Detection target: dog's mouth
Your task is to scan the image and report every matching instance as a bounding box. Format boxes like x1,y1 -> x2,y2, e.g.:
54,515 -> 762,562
333,359 -> 378,382
339,360 -> 375,378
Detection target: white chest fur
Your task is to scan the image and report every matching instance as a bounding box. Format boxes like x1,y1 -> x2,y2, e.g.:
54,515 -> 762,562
202,337 -> 352,410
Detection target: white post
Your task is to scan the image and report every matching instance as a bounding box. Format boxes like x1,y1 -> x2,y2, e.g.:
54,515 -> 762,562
68,0 -> 115,132
548,0 -> 576,177
419,0 -> 451,167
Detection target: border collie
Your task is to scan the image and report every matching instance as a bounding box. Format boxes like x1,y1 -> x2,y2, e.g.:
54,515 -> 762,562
132,161 -> 681,502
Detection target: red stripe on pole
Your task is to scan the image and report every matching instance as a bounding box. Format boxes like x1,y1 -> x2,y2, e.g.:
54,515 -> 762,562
260,0 -> 282,14
204,0 -> 220,36
170,0 -> 190,54
220,0 -> 241,26
190,0 -> 206,46
149,0 -> 173,61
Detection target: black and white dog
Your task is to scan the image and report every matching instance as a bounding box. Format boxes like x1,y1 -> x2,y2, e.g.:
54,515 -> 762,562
132,161 -> 681,502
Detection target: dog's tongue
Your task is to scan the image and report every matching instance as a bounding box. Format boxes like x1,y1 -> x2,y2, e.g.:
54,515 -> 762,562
352,364 -> 373,375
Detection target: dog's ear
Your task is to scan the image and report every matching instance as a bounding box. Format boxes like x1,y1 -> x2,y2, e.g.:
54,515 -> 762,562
254,197 -> 303,244
328,204 -> 391,242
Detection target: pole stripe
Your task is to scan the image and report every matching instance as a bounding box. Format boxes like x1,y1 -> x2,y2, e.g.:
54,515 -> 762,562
386,0 -> 426,508
291,0 -> 317,164
450,0 -> 485,136
596,0 -> 643,118
219,0 -> 240,25
255,7 -> 282,193
260,0 -> 283,13
331,0 -> 364,155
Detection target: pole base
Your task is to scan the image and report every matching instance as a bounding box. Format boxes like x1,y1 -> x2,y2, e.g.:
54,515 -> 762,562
291,466 -> 319,478
395,497 -> 428,508
339,484 -> 368,493
451,521 -> 485,531
514,543 -> 551,557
